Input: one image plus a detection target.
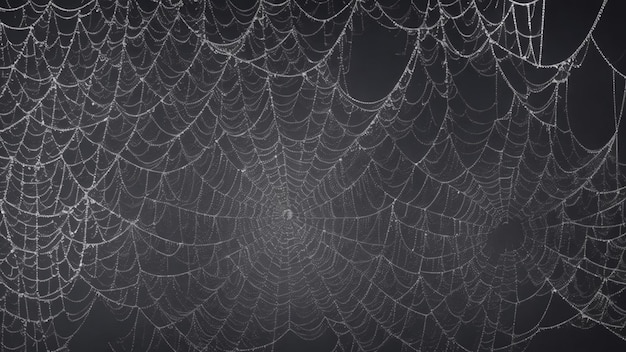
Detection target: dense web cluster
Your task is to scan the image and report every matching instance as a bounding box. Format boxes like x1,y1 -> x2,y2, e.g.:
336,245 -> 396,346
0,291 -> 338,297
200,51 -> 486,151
1,0 -> 626,351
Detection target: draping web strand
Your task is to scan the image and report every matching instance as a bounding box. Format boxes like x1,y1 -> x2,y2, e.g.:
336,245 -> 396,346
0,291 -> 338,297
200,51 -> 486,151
0,0 -> 625,351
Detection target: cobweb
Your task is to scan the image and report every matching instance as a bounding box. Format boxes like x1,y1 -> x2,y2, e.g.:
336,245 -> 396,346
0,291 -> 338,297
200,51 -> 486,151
1,0 -> 625,351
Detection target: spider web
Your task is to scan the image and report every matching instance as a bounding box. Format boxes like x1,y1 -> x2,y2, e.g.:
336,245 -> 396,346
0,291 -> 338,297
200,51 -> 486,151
1,0 -> 625,351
